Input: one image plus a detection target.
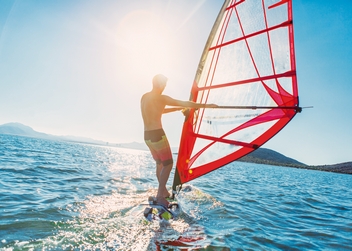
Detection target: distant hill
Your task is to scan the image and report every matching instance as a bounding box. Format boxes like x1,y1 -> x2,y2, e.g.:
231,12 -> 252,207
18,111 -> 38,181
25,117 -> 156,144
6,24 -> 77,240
1,122 -> 351,174
238,149 -> 352,174
306,162 -> 352,174
0,122 -> 48,138
0,122 -> 109,146
238,148 -> 307,168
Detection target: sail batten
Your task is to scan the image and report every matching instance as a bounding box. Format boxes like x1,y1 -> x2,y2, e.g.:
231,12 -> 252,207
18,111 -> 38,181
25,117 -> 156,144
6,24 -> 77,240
172,0 -> 299,193
193,133 -> 258,148
197,70 -> 295,91
209,20 -> 292,51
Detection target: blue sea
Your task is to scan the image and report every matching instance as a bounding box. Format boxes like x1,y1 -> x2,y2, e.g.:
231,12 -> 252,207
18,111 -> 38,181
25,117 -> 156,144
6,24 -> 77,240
1,134 -> 351,251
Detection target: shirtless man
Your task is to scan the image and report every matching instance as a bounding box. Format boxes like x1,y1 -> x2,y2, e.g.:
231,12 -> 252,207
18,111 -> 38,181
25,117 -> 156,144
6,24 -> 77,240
141,74 -> 218,207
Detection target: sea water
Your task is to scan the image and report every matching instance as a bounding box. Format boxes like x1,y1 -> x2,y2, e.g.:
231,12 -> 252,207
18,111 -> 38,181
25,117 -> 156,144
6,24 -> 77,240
0,134 -> 351,250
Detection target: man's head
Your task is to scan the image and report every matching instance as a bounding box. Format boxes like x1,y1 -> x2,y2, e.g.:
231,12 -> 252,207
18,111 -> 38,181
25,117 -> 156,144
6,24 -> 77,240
152,74 -> 167,91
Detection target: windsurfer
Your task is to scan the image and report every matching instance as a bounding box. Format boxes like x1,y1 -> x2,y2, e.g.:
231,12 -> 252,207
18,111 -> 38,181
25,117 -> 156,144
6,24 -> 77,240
141,74 -> 218,207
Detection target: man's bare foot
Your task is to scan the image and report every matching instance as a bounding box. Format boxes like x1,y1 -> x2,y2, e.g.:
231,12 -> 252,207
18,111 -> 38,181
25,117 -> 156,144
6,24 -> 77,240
156,196 -> 169,207
163,188 -> 170,198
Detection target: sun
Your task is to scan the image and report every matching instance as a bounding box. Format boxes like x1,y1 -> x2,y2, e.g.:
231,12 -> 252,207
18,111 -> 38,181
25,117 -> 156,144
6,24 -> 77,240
115,10 -> 177,79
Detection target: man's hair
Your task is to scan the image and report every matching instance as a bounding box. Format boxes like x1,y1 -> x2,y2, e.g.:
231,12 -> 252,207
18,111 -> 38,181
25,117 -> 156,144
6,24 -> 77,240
152,74 -> 167,89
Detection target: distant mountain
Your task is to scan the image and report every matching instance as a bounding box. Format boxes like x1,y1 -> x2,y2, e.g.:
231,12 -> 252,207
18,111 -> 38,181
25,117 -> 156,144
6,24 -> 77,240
238,148 -> 307,168
1,122 -> 351,174
0,122 -> 49,138
307,162 -> 352,174
0,122 -> 108,145
239,148 -> 352,174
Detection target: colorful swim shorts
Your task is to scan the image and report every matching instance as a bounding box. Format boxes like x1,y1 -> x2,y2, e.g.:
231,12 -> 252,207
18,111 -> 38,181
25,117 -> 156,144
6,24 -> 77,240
144,129 -> 173,166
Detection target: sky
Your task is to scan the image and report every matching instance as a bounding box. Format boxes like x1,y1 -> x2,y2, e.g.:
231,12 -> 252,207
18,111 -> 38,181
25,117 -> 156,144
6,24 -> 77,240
0,0 -> 351,166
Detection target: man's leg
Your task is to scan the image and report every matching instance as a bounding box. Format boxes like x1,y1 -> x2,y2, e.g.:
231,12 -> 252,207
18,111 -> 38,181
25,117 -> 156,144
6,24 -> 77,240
156,163 -> 173,206
156,162 -> 171,198
156,162 -> 162,182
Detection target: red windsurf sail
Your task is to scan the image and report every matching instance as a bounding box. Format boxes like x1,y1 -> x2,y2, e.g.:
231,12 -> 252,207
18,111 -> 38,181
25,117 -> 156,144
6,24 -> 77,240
172,0 -> 299,193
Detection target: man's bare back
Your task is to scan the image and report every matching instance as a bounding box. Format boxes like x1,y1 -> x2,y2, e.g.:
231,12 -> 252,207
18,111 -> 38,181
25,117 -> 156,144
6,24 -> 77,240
140,92 -> 166,131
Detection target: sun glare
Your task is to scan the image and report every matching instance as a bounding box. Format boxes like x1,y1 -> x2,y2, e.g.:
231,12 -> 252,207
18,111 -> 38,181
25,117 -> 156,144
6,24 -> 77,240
116,10 -> 176,79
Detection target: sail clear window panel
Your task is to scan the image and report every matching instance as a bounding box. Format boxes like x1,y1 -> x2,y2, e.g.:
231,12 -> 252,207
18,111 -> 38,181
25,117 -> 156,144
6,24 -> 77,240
197,82 -> 276,107
222,9 -> 242,43
196,112 -> 278,142
246,34 -> 274,77
279,78 -> 293,95
198,110 -> 265,137
222,119 -> 278,142
202,112 -> 262,128
190,139 -> 242,168
193,108 -> 279,145
270,28 -> 291,74
236,1 -> 266,35
206,41 -> 258,85
190,119 -> 278,168
266,1 -> 288,27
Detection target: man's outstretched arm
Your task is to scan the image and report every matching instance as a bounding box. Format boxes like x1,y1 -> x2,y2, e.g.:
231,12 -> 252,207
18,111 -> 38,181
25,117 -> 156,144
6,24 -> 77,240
163,107 -> 183,114
162,95 -> 218,109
